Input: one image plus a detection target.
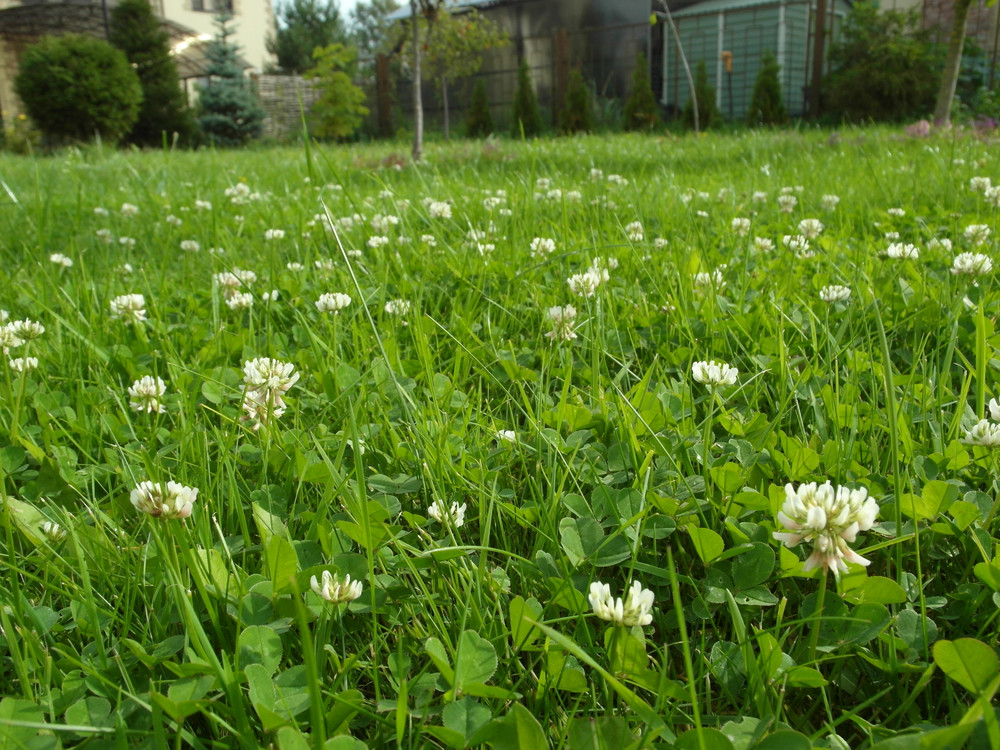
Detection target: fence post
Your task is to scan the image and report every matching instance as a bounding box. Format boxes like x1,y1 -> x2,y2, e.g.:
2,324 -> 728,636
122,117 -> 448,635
376,54 -> 393,139
554,27 -> 570,122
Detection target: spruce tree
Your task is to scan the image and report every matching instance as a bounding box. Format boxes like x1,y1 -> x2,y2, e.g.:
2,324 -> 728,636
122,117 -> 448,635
109,0 -> 196,146
746,50 -> 787,126
198,14 -> 265,147
624,51 -> 659,131
466,78 -> 493,137
510,61 -> 542,137
559,68 -> 592,134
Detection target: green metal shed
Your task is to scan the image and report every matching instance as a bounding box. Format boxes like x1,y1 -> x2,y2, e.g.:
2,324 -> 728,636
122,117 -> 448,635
662,0 -> 852,120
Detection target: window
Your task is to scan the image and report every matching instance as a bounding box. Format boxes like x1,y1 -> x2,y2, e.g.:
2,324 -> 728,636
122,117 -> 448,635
192,0 -> 234,12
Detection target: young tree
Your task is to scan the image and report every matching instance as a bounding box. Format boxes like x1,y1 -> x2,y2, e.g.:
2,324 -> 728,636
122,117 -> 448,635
304,43 -> 369,139
466,78 -> 493,137
15,34 -> 142,144
109,0 -> 196,146
559,68 -> 592,134
403,8 -> 507,140
510,60 -> 543,137
746,50 -> 787,126
933,0 -> 979,125
624,50 -> 658,131
268,0 -> 347,74
198,14 -> 265,147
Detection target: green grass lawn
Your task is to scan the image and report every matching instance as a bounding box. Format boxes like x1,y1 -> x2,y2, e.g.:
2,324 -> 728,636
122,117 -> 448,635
1,128 -> 999,749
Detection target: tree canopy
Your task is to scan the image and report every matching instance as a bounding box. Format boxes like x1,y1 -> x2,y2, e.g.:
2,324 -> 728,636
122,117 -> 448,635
268,0 -> 348,74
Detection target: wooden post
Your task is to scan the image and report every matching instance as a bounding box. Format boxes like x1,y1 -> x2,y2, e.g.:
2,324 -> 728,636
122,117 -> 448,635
376,53 -> 392,139
554,27 -> 570,122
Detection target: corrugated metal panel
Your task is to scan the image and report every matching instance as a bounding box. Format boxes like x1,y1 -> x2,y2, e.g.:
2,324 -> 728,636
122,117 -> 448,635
672,0 -> 784,19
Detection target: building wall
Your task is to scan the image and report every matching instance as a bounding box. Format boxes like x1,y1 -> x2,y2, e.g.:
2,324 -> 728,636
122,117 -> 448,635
924,0 -> 998,53
160,0 -> 276,73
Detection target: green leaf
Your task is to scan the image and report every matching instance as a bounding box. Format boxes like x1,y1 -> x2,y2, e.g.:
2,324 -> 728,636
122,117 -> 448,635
949,500 -> 980,530
675,727 -> 735,750
424,637 -> 455,684
842,575 -> 907,605
509,596 -> 542,651
238,625 -> 283,675
492,703 -> 547,749
974,562 -> 1000,592
276,726 -> 311,750
730,543 -> 774,589
266,535 -> 299,594
895,609 -> 937,653
442,697 -> 491,742
933,638 -> 1000,696
687,526 -> 725,564
756,730 -> 811,750
64,696 -> 113,730
567,716 -> 637,749
783,666 -> 829,687
454,630 -> 497,692
710,462 -> 745,493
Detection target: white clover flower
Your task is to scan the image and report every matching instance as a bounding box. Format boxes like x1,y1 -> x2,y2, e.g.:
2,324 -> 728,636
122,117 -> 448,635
427,498 -> 467,528
590,168 -> 604,181
777,194 -> 797,212
41,520 -> 66,542
821,194 -> 840,211
497,430 -> 517,443
10,319 -> 44,341
286,262 -> 305,272
49,253 -> 73,268
885,242 -> 920,259
131,480 -> 198,519
94,206 -> 109,217
241,357 -> 299,430
927,237 -> 953,252
607,174 -> 628,186
310,571 -> 363,604
119,263 -> 134,274
990,398 -> 1000,422
0,325 -> 23,353
964,418 -> 1000,447
653,237 -> 669,249
428,201 -> 452,219
884,231 -> 900,241
530,237 -> 556,256
566,190 -> 582,202
773,481 -> 879,577
384,299 -> 411,316
180,240 -> 200,252
226,292 -> 253,310
819,285 -> 852,303
110,294 -> 147,324
421,234 -> 437,246
367,235 -> 389,250
951,252 -> 993,276
693,268 -> 726,291
264,229 -> 286,240
9,357 -> 38,373
121,203 -> 139,217
886,207 -> 906,217
692,360 -> 738,388
798,219 -> 824,239
128,376 -> 167,414
753,237 -> 775,253
970,177 -> 992,192
589,580 -> 654,627
535,177 -> 551,190
964,224 -> 991,246
625,221 -> 644,241
315,258 -> 335,272
985,185 -> 1000,207
194,199 -> 212,211
262,290 -> 279,302
483,196 -> 504,209
752,191 -> 768,203
782,234 -> 811,256
165,214 -> 182,226
119,237 -> 137,249
545,304 -> 578,342
96,229 -> 113,244
696,210 -> 710,219
731,217 -> 751,237
316,293 -> 352,313
567,268 -> 604,297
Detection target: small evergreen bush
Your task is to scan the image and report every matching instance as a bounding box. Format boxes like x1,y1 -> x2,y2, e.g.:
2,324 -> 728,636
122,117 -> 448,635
746,50 -> 787,126
681,61 -> 720,130
624,51 -> 659,131
466,78 -> 493,137
511,61 -> 543,137
198,14 -> 265,147
110,0 -> 196,147
559,68 -> 592,134
14,34 -> 142,144
304,43 -> 369,140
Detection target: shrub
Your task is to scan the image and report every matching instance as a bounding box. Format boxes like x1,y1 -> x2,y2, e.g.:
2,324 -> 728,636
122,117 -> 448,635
746,50 -> 787,126
110,0 -> 197,147
198,14 -> 265,147
466,78 -> 493,137
559,68 -> 592,134
681,61 -> 720,130
825,1 -> 939,122
14,34 -> 142,144
511,61 -> 543,137
624,51 -> 659,131
304,43 -> 368,140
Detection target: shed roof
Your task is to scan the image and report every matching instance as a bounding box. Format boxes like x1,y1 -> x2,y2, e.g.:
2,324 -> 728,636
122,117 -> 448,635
671,0 -> 803,19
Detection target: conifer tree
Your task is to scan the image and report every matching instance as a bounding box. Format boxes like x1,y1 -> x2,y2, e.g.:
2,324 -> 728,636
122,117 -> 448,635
198,14 -> 265,147
511,61 -> 543,137
682,61 -> 720,130
466,78 -> 493,137
624,51 -> 659,131
746,50 -> 787,126
109,0 -> 196,146
559,68 -> 592,134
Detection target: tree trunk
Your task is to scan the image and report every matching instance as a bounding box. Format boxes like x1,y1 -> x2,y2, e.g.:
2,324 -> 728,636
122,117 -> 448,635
934,0 -> 973,125
411,0 -> 423,161
809,0 -> 827,118
441,77 -> 450,140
